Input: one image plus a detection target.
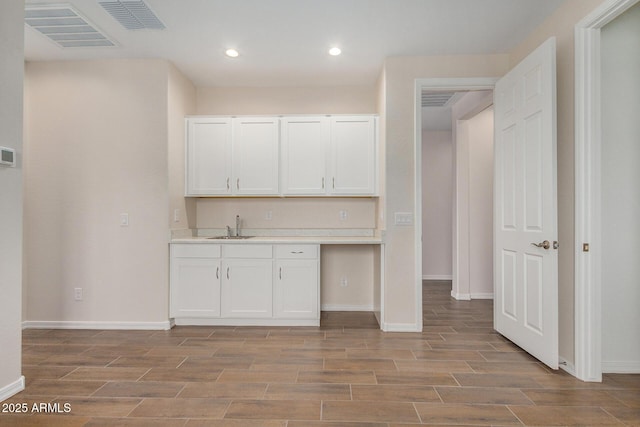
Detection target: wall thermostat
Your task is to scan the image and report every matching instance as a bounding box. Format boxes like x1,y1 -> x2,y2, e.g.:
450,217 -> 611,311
0,146 -> 16,167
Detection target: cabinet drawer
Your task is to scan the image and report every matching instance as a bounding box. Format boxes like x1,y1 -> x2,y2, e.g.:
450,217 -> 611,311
223,244 -> 273,259
275,244 -> 318,259
172,244 -> 221,258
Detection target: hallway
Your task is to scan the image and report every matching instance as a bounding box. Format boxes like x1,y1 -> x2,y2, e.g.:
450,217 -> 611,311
2,281 -> 638,425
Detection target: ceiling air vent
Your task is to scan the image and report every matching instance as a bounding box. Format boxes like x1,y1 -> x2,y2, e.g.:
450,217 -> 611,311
98,0 -> 165,30
25,4 -> 116,48
421,91 -> 466,108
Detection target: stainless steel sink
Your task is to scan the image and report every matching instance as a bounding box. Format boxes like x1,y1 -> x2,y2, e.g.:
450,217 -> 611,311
207,235 -> 254,240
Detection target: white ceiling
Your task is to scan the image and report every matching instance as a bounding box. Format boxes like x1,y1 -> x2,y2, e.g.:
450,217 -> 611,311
24,0 -> 565,88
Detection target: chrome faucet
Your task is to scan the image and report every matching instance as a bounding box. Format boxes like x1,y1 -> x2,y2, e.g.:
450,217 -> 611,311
235,215 -> 240,237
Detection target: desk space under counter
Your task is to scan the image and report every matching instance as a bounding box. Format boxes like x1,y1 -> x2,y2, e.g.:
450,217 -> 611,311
169,236 -> 384,327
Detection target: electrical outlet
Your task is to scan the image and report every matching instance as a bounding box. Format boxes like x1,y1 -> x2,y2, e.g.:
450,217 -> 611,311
339,210 -> 348,221
74,288 -> 83,301
265,210 -> 273,220
120,213 -> 129,227
173,208 -> 180,222
340,276 -> 348,287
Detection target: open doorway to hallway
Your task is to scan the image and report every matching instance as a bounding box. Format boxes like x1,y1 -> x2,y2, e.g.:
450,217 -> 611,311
420,89 -> 494,302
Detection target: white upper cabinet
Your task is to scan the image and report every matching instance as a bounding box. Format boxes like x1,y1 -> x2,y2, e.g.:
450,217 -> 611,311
281,117 -> 329,195
185,117 -> 279,196
185,117 -> 232,195
186,115 -> 376,197
281,115 -> 377,196
232,117 -> 280,195
330,116 -> 377,195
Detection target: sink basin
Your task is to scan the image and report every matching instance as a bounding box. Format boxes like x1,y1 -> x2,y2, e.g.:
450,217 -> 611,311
207,235 -> 254,240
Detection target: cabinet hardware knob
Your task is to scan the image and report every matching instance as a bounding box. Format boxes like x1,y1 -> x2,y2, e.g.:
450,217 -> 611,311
216,267 -> 219,279
279,267 -> 282,280
291,251 -> 304,254
236,178 -> 240,190
226,178 -> 230,191
226,267 -> 230,279
322,177 -> 325,189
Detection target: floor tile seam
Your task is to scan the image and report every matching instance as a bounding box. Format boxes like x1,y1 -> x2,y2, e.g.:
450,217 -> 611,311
602,389 -> 638,409
599,405 -> 634,426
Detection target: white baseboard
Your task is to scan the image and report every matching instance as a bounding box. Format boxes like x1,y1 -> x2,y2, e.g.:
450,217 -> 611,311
450,291 -> 493,300
602,360 -> 640,374
470,293 -> 494,300
22,320 -> 172,330
451,291 -> 471,301
422,275 -> 453,280
381,322 -> 422,332
0,376 -> 25,402
321,304 -> 374,312
173,318 -> 319,327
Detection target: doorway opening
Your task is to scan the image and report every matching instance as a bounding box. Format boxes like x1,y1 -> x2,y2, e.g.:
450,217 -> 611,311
415,80 -> 497,325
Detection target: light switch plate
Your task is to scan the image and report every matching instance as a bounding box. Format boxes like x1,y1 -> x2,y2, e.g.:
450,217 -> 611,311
394,212 -> 413,226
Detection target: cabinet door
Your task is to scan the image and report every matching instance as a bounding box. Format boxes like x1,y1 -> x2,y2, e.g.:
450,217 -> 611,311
232,117 -> 280,195
221,259 -> 273,318
329,116 -> 377,195
281,117 -> 329,195
170,257 -> 221,318
185,118 -> 232,195
274,259 -> 319,319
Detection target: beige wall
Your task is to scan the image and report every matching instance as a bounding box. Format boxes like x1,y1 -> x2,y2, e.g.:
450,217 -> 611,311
0,0 -> 24,400
321,246 -> 374,310
381,54 -> 510,329
196,198 -> 377,230
168,63 -> 197,231
197,85 -> 377,115
421,130 -> 453,279
508,0 -> 604,366
24,59 -> 173,325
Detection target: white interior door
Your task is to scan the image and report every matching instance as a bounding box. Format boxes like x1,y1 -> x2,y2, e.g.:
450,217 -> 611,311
494,37 -> 558,369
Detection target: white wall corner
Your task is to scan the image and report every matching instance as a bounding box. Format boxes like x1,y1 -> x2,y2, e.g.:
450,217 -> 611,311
0,376 -> 25,402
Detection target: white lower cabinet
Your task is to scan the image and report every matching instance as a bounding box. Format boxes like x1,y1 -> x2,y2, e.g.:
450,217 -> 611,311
170,243 -> 319,326
170,244 -> 221,318
274,245 -> 319,319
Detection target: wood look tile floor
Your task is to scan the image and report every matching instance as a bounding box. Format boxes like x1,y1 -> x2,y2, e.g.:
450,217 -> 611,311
4,281 -> 639,426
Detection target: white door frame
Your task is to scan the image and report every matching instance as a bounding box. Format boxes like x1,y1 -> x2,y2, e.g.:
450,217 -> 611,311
414,78 -> 498,330
574,0 -> 640,382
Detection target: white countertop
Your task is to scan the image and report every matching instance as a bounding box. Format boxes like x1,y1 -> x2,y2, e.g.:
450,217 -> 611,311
171,235 -> 384,245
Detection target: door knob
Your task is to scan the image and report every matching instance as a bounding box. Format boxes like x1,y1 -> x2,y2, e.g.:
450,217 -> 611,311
531,240 -> 551,250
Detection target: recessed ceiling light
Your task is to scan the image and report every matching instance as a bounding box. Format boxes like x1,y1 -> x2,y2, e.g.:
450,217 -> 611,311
225,48 -> 239,58
329,47 -> 341,56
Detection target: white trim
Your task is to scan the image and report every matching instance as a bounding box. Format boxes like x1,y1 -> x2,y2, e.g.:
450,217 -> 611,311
173,318 -> 319,327
321,304 -> 374,312
0,376 -> 25,402
602,361 -> 640,374
415,78 -> 499,337
574,0 -> 640,383
22,320 -> 172,330
422,275 -> 453,281
381,322 -> 423,332
451,291 -> 471,301
470,293 -> 494,300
